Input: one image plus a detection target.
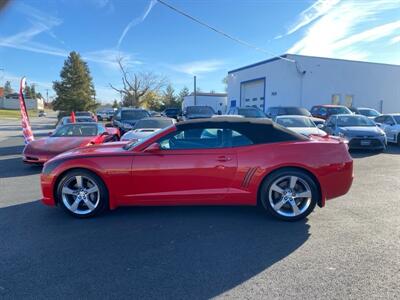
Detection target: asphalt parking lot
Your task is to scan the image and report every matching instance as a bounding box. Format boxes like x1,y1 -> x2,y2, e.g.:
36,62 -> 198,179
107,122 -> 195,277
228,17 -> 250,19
0,116 -> 399,299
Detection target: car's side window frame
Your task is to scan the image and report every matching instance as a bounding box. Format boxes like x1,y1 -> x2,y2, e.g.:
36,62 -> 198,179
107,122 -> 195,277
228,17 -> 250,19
156,127 -> 253,150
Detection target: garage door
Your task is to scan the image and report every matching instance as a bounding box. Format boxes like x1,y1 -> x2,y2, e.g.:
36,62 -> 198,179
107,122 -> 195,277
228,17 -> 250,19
241,78 -> 265,110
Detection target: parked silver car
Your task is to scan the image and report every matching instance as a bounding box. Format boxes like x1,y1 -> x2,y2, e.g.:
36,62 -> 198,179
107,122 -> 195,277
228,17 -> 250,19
323,114 -> 386,150
374,114 -> 400,145
275,115 -> 326,137
120,117 -> 176,142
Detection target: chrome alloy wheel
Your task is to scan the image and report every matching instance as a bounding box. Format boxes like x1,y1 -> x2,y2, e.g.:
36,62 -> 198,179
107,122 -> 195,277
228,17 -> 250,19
268,175 -> 312,218
61,175 -> 100,215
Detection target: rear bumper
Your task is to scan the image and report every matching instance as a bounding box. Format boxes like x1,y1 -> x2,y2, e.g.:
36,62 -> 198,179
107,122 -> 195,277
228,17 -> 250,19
319,160 -> 353,204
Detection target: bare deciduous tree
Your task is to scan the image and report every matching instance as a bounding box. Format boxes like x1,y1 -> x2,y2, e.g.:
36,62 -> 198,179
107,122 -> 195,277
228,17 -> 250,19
109,57 -> 167,107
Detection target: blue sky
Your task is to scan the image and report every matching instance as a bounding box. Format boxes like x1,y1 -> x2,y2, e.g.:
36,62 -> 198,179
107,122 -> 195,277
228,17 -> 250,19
0,0 -> 399,104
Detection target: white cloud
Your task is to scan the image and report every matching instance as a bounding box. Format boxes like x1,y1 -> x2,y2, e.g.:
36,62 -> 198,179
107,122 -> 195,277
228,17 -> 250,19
287,0 -> 400,61
117,0 -> 157,48
276,0 -> 341,39
169,59 -> 225,75
389,35 -> 400,45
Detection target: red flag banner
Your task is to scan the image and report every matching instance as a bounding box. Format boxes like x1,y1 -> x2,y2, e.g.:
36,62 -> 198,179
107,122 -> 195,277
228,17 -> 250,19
70,111 -> 76,123
19,77 -> 34,144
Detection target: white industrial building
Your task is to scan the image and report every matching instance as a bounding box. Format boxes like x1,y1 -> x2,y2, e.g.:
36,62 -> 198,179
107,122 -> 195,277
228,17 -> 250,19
227,54 -> 400,113
183,92 -> 227,114
0,94 -> 44,110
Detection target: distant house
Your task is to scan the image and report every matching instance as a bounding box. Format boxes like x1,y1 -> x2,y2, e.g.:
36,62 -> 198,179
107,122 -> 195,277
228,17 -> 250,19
227,54 -> 400,113
0,93 -> 44,110
183,92 -> 228,114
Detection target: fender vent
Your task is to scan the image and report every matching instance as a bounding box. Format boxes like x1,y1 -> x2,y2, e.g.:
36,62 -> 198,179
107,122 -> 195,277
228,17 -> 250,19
241,167 -> 258,188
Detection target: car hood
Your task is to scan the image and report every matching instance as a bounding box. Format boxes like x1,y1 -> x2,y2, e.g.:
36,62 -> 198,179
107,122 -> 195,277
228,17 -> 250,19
121,128 -> 160,141
25,136 -> 94,155
186,114 -> 213,119
339,126 -> 382,136
288,127 -> 326,136
52,141 -> 129,160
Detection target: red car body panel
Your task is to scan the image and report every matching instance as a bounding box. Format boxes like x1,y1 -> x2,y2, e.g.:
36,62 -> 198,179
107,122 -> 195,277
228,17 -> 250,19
23,135 -> 110,165
41,125 -> 353,210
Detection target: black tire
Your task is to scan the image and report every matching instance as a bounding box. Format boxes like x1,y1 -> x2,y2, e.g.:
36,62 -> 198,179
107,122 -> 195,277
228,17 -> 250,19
56,169 -> 109,218
397,133 -> 400,146
259,169 -> 318,221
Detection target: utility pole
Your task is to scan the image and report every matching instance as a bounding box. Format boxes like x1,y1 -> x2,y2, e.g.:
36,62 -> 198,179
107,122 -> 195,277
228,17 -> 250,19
46,89 -> 49,104
193,75 -> 197,106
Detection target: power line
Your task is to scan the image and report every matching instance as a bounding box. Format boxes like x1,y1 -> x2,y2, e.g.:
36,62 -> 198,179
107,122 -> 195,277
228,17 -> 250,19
156,0 -> 295,63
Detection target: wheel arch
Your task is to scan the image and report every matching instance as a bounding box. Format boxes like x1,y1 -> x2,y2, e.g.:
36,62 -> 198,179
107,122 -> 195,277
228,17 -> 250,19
257,166 -> 324,208
53,167 -> 111,207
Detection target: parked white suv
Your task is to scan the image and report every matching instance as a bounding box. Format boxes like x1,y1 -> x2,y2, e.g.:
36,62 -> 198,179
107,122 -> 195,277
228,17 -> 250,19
374,114 -> 400,145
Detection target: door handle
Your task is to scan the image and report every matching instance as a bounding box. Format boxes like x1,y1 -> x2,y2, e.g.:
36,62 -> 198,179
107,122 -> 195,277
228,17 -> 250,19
217,156 -> 231,162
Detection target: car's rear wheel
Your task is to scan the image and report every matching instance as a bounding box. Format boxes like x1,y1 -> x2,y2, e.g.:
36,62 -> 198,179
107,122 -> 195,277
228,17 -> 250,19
260,169 -> 318,221
397,133 -> 400,146
57,169 -> 108,218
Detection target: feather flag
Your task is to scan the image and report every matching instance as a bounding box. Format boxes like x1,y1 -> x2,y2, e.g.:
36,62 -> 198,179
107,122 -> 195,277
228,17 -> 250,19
19,77 -> 34,144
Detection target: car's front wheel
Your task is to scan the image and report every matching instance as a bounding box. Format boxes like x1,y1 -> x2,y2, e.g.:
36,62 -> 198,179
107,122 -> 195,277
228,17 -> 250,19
56,169 -> 108,218
260,169 -> 318,221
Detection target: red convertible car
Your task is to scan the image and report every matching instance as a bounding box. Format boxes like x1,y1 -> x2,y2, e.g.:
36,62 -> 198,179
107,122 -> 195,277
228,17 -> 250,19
41,118 -> 353,221
23,123 -> 119,165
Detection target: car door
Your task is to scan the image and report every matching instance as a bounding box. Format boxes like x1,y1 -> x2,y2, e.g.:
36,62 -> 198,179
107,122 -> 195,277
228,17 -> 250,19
130,127 -> 238,205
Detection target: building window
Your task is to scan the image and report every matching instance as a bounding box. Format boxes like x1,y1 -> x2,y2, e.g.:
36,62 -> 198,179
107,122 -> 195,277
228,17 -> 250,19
345,95 -> 353,107
331,94 -> 341,105
260,97 -> 265,100
252,98 -> 257,101
245,98 -> 250,102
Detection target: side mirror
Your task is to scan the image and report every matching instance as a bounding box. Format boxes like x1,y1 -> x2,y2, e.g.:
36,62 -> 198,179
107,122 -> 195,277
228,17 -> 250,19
144,142 -> 161,153
101,131 -> 109,136
48,131 -> 53,136
317,124 -> 324,129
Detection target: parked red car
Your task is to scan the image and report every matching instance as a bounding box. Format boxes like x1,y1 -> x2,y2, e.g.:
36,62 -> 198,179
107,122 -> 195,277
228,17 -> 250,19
23,123 -> 119,165
310,105 -> 352,120
41,117 -> 353,221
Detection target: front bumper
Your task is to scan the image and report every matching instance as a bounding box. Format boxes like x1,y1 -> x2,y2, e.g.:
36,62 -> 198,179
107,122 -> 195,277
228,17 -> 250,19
347,137 -> 386,150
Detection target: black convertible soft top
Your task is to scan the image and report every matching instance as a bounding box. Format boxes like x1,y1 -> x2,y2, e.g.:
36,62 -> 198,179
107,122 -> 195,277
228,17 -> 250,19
176,117 -> 307,144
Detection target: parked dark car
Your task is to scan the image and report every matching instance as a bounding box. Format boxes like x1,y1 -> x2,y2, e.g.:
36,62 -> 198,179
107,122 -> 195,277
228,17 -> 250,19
162,108 -> 181,119
97,109 -> 115,121
323,114 -> 386,150
350,107 -> 381,119
76,111 -> 98,122
227,107 -> 266,118
112,108 -> 151,134
310,105 -> 352,120
266,106 -> 325,126
180,106 -> 215,121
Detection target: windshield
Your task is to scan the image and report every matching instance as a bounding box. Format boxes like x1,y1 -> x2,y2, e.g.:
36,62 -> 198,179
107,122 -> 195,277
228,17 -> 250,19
165,108 -> 180,114
65,117 -> 95,123
133,119 -> 173,129
358,109 -> 380,117
328,107 -> 352,115
75,112 -> 91,117
186,106 -> 215,115
276,117 -> 315,128
121,110 -> 150,120
393,116 -> 400,124
52,124 -> 98,136
237,108 -> 265,118
283,107 -> 311,116
337,115 -> 375,127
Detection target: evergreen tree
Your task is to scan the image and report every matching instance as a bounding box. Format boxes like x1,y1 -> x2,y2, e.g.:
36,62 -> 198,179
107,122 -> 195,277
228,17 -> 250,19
112,100 -> 119,108
4,81 -> 13,95
177,86 -> 189,105
53,51 -> 98,112
162,84 -> 176,107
